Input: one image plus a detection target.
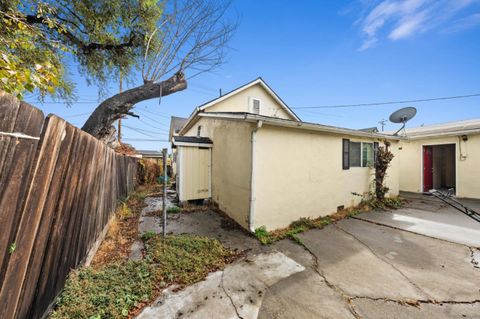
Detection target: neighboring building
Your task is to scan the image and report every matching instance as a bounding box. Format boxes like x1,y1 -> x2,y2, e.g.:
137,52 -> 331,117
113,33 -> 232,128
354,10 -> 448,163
169,116 -> 188,177
396,119 -> 480,199
169,116 -> 188,141
137,150 -> 163,165
174,78 -> 400,231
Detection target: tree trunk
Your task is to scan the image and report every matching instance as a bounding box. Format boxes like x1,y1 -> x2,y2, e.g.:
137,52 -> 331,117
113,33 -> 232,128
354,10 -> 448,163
82,72 -> 187,141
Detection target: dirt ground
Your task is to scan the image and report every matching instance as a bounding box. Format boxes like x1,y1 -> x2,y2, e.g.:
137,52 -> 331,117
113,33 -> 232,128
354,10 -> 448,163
136,197 -> 480,319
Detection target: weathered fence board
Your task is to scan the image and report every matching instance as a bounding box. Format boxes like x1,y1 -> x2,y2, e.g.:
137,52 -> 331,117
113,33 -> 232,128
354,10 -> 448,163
0,97 -> 138,319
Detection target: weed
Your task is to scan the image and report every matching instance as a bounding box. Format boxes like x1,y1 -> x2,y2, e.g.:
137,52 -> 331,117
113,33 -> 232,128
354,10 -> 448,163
254,226 -> 273,245
50,235 -> 238,319
141,231 -> 157,242
8,242 -> 16,254
167,206 -> 181,214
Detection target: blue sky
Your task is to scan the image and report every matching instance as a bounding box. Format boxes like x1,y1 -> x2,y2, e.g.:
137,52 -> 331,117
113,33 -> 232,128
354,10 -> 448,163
27,0 -> 480,150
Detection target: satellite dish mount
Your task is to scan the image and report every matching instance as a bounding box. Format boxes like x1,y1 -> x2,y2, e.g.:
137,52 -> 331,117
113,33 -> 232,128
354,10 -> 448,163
389,107 -> 417,136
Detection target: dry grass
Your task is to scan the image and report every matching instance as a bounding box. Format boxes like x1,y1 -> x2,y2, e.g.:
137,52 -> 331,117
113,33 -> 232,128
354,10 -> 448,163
90,186 -> 154,267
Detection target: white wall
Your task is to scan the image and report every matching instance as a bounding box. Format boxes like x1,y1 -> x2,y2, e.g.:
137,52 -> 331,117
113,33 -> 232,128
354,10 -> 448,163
252,125 -> 399,231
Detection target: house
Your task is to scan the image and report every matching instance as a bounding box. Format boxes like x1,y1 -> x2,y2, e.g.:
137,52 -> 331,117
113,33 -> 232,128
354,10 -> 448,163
173,78 -> 400,231
169,116 -> 188,141
169,116 -> 188,176
138,150 -> 164,165
396,119 -> 480,199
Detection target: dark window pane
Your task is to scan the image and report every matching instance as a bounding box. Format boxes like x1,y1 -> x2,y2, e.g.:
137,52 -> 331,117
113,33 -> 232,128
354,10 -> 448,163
349,142 -> 361,167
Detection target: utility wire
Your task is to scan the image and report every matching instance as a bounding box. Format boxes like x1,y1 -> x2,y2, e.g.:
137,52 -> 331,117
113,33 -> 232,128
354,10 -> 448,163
64,112 -> 92,118
123,124 -> 168,136
292,93 -> 480,109
122,138 -> 170,142
135,111 -> 170,127
122,125 -> 165,138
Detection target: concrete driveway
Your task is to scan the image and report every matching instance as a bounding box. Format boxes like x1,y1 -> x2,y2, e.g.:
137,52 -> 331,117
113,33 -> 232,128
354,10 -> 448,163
138,198 -> 480,319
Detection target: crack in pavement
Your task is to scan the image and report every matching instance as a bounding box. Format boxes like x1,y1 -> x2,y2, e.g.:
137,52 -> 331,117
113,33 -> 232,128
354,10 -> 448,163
469,247 -> 480,269
351,295 -> 480,306
220,268 -> 244,319
334,223 -> 433,300
293,239 -> 363,319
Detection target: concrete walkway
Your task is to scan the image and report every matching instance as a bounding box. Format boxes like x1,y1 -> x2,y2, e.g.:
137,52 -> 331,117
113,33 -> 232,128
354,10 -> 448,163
355,194 -> 480,247
137,252 -> 304,319
134,197 -> 480,318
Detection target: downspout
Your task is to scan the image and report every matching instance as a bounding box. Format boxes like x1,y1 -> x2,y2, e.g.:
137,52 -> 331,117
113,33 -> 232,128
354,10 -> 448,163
249,120 -> 263,232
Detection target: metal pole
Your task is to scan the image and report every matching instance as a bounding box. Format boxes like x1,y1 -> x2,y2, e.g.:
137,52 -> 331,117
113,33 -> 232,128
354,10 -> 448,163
162,148 -> 167,237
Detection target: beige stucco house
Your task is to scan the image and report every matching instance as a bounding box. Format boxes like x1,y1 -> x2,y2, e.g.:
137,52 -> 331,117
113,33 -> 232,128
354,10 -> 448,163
396,119 -> 480,199
173,78 -> 400,231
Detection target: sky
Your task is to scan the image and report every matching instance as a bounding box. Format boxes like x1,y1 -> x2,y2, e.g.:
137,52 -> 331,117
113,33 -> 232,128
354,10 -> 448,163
27,0 -> 480,151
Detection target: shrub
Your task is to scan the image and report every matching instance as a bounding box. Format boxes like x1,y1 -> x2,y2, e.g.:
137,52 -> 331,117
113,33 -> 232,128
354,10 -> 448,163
167,206 -> 181,214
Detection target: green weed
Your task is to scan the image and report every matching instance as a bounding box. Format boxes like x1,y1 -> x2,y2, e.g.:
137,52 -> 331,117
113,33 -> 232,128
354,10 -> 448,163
166,206 -> 181,214
50,235 -> 238,319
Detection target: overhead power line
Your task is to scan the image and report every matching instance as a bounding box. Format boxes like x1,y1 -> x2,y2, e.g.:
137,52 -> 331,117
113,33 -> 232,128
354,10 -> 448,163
122,138 -> 169,142
292,93 -> 480,109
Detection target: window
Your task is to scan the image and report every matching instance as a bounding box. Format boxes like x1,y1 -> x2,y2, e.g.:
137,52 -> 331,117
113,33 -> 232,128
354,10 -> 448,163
349,142 -> 361,167
252,98 -> 261,114
343,140 -> 376,169
197,125 -> 202,137
362,143 -> 374,167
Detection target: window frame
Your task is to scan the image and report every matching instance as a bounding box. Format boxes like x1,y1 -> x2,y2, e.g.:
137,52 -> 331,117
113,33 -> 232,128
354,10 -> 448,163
346,140 -> 375,168
250,97 -> 261,114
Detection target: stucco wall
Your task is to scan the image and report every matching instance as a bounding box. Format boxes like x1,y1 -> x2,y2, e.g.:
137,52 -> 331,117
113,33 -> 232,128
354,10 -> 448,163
205,83 -> 294,120
184,118 -> 253,228
252,126 -> 399,231
398,134 -> 480,198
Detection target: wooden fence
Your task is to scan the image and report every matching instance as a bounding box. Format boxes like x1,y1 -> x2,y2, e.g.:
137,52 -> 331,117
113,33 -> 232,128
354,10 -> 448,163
0,95 -> 138,319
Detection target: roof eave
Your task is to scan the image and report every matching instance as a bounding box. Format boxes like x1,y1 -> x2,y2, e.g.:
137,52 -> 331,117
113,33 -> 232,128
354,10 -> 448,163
198,112 -> 402,140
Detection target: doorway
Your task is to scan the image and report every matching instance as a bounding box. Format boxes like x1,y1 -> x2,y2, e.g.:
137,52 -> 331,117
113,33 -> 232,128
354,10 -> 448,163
423,144 -> 456,193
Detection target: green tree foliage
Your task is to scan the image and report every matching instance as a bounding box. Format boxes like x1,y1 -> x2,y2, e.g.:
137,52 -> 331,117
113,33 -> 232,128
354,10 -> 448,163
0,0 -> 162,99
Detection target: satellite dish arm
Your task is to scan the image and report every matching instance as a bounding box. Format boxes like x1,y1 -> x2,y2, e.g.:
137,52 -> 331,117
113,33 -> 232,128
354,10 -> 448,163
393,121 -> 406,136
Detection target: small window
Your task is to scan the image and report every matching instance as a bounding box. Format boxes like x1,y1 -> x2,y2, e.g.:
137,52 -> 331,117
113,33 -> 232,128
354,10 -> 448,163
197,125 -> 202,137
252,99 -> 261,114
349,142 -> 361,167
362,143 -> 374,167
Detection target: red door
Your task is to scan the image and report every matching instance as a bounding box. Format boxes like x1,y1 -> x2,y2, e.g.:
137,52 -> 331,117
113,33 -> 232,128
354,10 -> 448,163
423,146 -> 433,192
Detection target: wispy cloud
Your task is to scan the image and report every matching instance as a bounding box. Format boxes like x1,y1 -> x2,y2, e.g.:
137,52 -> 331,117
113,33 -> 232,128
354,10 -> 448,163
355,0 -> 480,50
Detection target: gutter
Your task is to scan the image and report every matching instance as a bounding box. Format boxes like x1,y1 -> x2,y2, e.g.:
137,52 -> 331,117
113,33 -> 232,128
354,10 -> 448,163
249,120 -> 263,232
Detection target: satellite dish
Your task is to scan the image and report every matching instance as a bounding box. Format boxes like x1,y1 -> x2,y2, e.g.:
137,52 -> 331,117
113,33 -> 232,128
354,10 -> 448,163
389,107 -> 417,136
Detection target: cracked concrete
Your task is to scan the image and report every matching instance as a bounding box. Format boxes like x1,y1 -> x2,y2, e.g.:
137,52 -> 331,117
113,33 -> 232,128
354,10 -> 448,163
133,195 -> 480,318
136,252 -> 304,319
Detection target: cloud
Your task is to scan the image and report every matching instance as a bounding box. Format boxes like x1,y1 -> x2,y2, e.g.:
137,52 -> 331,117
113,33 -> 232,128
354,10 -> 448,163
356,0 -> 480,50
443,12 -> 480,33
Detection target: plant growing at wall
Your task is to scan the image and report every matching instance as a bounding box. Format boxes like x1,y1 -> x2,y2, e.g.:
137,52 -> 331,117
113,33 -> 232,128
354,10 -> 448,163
374,141 -> 394,201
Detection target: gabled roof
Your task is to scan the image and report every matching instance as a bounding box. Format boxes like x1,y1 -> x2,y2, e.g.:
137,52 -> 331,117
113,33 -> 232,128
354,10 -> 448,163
169,116 -> 188,141
180,78 -> 301,135
196,77 -> 301,121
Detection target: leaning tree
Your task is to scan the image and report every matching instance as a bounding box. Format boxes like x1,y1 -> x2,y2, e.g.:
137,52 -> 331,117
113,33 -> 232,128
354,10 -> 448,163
0,0 -> 236,142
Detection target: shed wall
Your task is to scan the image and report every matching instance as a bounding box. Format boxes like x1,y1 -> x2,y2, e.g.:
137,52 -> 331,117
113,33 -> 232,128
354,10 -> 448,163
177,146 -> 210,201
184,118 -> 253,228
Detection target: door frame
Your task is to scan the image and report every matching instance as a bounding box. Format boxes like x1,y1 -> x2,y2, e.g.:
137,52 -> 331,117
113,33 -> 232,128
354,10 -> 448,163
420,142 -> 458,194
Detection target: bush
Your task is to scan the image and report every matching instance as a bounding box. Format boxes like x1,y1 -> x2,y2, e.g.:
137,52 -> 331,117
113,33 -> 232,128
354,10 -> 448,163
137,159 -> 161,185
